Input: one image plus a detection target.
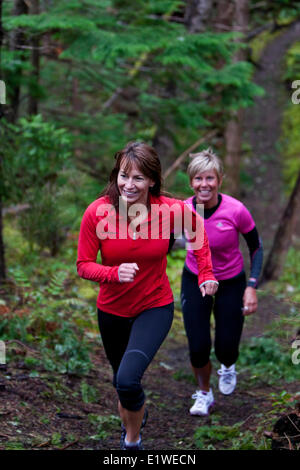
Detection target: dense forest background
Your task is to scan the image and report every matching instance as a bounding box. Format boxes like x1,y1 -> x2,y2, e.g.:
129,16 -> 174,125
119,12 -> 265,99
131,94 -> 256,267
0,0 -> 299,451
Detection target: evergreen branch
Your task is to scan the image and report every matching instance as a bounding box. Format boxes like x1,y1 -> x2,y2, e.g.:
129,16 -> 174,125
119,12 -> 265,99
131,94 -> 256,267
101,3 -> 179,113
163,130 -> 218,180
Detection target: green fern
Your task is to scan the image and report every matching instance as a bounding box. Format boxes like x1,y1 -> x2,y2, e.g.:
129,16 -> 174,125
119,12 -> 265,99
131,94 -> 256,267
46,272 -> 68,297
9,267 -> 31,289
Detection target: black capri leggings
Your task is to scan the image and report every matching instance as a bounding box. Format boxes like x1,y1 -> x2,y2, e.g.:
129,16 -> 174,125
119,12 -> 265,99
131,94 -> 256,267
97,303 -> 174,411
181,267 -> 246,368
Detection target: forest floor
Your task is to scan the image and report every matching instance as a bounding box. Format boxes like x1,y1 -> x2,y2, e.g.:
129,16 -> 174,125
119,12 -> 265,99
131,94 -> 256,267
0,290 -> 298,451
0,23 -> 300,452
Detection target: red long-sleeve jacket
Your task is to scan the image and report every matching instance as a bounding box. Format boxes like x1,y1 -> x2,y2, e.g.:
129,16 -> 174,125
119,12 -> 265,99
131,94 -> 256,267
77,194 -> 216,317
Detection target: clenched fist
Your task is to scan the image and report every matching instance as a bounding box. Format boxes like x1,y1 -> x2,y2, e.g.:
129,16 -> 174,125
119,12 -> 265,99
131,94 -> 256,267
118,263 -> 139,283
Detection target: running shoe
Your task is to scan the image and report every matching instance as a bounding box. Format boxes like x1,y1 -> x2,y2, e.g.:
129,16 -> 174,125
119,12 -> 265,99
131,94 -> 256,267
120,436 -> 144,451
217,364 -> 237,395
120,408 -> 148,450
189,389 -> 215,416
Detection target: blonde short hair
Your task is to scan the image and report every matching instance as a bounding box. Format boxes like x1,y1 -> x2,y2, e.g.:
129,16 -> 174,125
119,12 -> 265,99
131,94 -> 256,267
187,148 -> 224,183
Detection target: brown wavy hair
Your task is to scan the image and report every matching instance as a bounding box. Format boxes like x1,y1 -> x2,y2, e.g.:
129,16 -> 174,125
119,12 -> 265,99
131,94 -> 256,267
101,141 -> 164,211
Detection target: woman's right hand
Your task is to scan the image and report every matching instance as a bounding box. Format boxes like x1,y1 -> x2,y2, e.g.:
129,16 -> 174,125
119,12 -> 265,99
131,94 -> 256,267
118,263 -> 139,283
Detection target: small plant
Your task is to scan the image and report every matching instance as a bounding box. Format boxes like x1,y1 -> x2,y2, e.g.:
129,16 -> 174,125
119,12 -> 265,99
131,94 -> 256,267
230,431 -> 270,450
39,416 -> 50,425
0,264 -> 93,376
238,336 -> 300,384
194,422 -> 270,450
194,423 -> 241,450
88,414 -> 120,440
5,441 -> 26,450
80,381 -> 99,404
51,433 -> 62,446
2,115 -> 73,255
270,390 -> 298,414
24,356 -> 41,369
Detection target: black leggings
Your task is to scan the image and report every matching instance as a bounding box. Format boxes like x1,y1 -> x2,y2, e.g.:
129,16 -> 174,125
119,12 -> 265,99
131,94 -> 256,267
97,303 -> 174,411
181,268 -> 246,368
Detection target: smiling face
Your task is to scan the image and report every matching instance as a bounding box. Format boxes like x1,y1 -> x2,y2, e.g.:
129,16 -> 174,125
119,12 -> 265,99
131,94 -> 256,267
117,161 -> 154,208
191,169 -> 221,209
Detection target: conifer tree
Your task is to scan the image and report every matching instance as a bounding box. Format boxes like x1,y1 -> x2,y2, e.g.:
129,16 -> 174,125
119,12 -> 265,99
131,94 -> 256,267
2,0 -> 264,175
28,0 -> 39,115
8,0 -> 28,123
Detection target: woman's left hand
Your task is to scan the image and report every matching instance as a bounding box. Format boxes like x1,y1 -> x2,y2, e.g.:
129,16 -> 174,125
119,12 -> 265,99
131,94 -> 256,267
242,287 -> 258,315
200,281 -> 218,297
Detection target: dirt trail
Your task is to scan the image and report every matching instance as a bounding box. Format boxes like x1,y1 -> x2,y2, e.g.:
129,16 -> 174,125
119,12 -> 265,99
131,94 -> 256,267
243,21 -> 300,252
238,21 -> 300,337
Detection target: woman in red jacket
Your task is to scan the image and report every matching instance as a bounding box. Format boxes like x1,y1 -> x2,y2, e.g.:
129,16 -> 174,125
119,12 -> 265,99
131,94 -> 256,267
77,141 -> 218,450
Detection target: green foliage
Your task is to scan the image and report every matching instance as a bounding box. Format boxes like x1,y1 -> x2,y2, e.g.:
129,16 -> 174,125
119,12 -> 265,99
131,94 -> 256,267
2,115 -> 72,199
5,441 -> 26,450
230,431 -> 269,450
88,414 -> 121,440
250,0 -> 300,28
283,41 -> 300,81
0,260 -> 94,376
167,249 -> 185,308
270,390 -> 298,414
194,421 -> 270,450
194,423 -> 240,450
280,41 -> 300,191
1,115 -> 75,254
80,381 -> 100,404
1,50 -> 32,102
4,13 -> 99,34
250,29 -> 284,63
51,433 -> 62,446
2,0 -> 264,175
276,247 -> 300,302
168,170 -> 190,197
172,369 -> 194,384
238,336 -> 300,384
264,247 -> 300,305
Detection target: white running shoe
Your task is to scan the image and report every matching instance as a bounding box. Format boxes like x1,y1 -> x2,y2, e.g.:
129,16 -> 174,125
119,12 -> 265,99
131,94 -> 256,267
189,389 -> 215,416
217,364 -> 237,395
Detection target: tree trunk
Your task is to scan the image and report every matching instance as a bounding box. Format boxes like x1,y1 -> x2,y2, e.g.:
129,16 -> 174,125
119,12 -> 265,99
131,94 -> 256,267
184,0 -> 213,32
28,0 -> 39,115
0,194 -> 5,281
262,170 -> 300,282
0,0 -> 6,280
214,0 -> 235,32
0,0 -> 2,64
152,78 -> 176,172
215,0 -> 249,198
8,0 -> 28,123
224,113 -> 242,196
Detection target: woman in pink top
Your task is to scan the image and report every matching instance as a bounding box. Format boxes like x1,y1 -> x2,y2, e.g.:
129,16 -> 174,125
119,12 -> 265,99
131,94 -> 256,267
180,148 -> 263,416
